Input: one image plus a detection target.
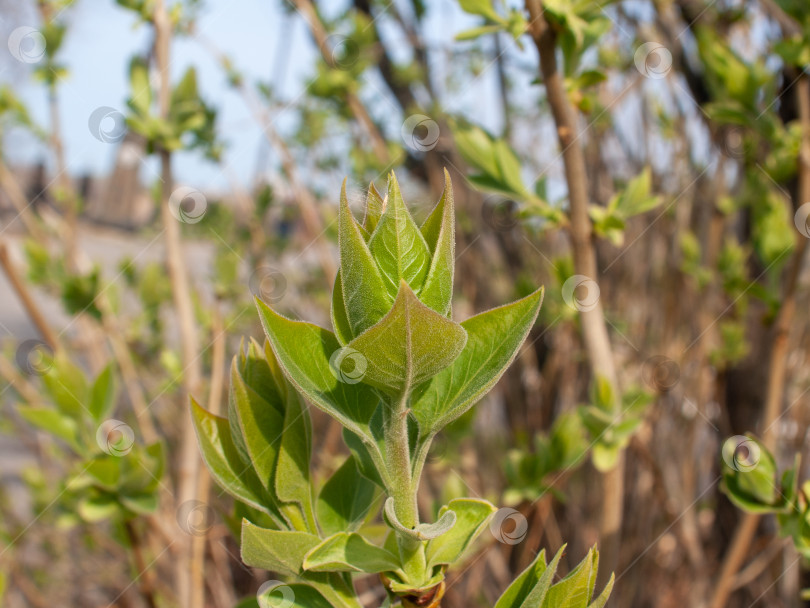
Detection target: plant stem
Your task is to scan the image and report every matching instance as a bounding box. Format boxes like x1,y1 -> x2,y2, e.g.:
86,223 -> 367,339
709,72 -> 810,608
384,390 -> 428,584
385,392 -> 417,528
152,2 -> 205,606
525,0 -> 624,588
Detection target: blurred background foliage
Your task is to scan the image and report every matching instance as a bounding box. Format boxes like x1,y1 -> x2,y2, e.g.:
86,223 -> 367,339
0,0 -> 809,606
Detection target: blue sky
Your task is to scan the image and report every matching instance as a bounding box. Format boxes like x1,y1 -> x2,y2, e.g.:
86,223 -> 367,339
1,0 -> 507,190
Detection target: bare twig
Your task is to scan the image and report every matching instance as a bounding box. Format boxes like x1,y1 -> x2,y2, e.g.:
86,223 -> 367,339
0,241 -> 59,350
151,2 -> 205,606
709,73 -> 810,608
525,0 -> 624,589
191,302 -> 227,608
124,520 -> 159,608
290,0 -> 391,163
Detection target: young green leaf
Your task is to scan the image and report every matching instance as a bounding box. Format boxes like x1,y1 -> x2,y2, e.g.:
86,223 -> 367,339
17,406 -> 81,453
363,182 -> 385,235
330,271 -> 355,344
339,180 -> 393,336
367,173 -> 432,298
41,354 -> 88,418
418,169 -> 456,317
425,498 -> 497,567
89,364 -> 116,422
303,532 -> 401,573
410,287 -> 544,434
316,456 -> 378,536
542,547 -> 598,608
256,299 -> 382,443
240,520 -> 321,576
274,389 -> 315,531
345,280 -> 467,393
384,497 -> 457,541
253,583 -> 336,608
190,399 -> 285,525
494,547 -> 557,608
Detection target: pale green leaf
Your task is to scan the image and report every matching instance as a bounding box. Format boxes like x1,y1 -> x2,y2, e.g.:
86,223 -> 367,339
411,288 -> 543,433
384,497 -> 457,541
18,406 -> 80,452
459,0 -> 502,22
256,299 -> 382,443
362,182 -> 385,235
303,532 -> 401,573
316,456 -> 377,536
368,173 -> 432,298
330,271 -> 354,344
240,520 -> 320,576
494,547 -> 552,608
274,389 -> 315,531
41,354 -> 88,418
339,180 -> 393,336
345,281 -> 467,393
543,548 -> 597,608
229,358 -> 285,492
190,399 -> 284,525
78,495 -> 119,523
89,364 -> 116,422
254,583 -> 335,608
419,169 -> 455,317
426,498 -> 497,567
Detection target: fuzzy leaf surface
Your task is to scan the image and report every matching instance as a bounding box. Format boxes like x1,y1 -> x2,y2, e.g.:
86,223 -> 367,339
345,281 -> 467,393
411,288 -> 543,433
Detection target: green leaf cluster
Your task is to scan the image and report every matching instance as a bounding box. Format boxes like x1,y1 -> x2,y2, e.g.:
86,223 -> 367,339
16,356 -> 164,524
126,59 -> 221,159
503,413 -> 588,506
194,171 -> 559,605
721,436 -> 810,560
495,545 -> 614,607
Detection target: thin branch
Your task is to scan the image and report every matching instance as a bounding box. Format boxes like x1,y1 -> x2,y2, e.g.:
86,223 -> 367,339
0,241 -> 59,350
151,2 -> 205,606
290,0 -> 391,163
525,0 -> 624,588
709,72 -> 810,608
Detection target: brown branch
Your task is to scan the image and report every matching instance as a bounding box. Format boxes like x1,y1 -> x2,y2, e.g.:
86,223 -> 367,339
525,0 -> 624,589
190,302 -> 227,608
151,2 -> 204,606
0,241 -> 59,350
290,0 -> 391,163
0,161 -> 47,242
124,520 -> 159,608
709,73 -> 810,608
